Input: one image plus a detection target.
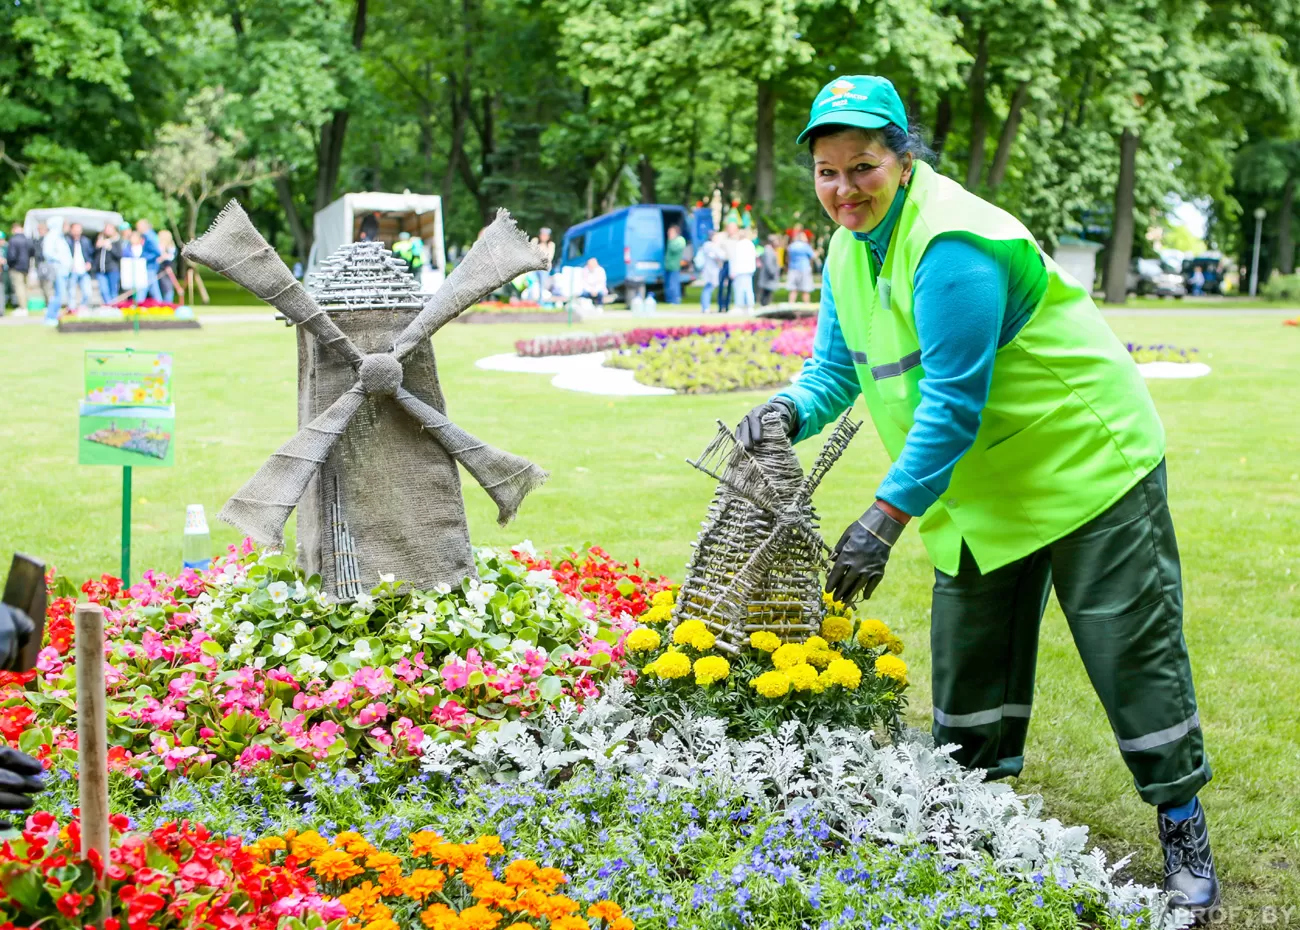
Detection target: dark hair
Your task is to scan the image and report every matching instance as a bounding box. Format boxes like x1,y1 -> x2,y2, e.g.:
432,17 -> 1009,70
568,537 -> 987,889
802,119 -> 937,167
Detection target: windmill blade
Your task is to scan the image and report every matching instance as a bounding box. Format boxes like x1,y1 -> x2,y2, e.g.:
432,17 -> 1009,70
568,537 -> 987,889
219,386 -> 367,545
392,387 -> 548,525
184,201 -> 363,367
391,209 -> 550,361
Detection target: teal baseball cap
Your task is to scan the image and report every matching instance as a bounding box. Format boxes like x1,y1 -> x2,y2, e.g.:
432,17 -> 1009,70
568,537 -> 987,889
796,75 -> 908,144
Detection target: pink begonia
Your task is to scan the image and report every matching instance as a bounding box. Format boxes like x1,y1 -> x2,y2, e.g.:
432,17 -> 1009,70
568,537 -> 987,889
356,702 -> 389,726
272,895 -> 346,922
392,716 -> 426,752
579,599 -> 598,620
392,652 -> 430,683
429,700 -> 471,731
199,727 -> 216,739
521,649 -> 547,678
36,647 -> 63,676
267,667 -> 300,688
440,658 -> 471,691
169,672 -> 198,700
103,662 -> 125,689
303,721 -> 343,758
369,726 -> 394,747
236,744 -> 274,769
175,569 -> 206,598
492,669 -> 525,696
283,714 -> 308,738
571,675 -> 600,700
352,666 -> 393,697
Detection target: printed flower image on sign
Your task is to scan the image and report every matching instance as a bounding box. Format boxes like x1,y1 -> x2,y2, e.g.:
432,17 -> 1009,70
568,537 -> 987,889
78,348 -> 176,467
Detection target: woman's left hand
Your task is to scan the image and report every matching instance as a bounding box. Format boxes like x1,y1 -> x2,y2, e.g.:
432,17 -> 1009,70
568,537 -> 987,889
826,501 -> 907,603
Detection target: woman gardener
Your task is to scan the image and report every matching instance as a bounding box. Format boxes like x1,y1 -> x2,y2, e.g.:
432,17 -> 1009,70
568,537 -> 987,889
737,75 -> 1216,917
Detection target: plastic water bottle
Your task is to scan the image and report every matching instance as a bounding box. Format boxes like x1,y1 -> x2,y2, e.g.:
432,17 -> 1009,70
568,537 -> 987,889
182,504 -> 212,571
644,293 -> 657,314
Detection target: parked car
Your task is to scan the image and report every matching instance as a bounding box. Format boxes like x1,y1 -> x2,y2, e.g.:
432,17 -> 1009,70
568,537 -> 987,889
559,205 -> 695,300
1126,257 -> 1186,298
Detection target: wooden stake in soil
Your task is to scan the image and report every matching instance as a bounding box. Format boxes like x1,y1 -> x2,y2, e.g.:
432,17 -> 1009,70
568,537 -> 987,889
75,603 -> 111,919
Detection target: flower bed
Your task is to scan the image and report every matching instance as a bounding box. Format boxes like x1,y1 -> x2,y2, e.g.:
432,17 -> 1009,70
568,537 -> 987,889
1126,343 -> 1199,363
5,542 -> 1176,928
605,328 -> 808,393
514,321 -> 799,358
57,301 -> 200,333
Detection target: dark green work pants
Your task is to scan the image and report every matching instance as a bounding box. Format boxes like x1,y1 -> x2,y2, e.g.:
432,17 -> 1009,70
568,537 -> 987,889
929,461 -> 1210,807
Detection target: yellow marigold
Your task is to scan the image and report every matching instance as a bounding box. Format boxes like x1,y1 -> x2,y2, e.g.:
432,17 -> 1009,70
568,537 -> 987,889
289,830 -> 330,860
551,918 -> 589,930
856,618 -> 893,649
503,859 -> 539,888
672,619 -> 707,646
589,901 -> 624,921
364,919 -> 399,930
771,643 -> 806,670
419,904 -> 459,930
651,589 -> 675,607
313,848 -> 365,882
803,635 -> 829,651
820,615 -> 853,643
333,831 -> 375,856
642,604 -> 672,625
472,835 -> 506,857
823,658 -> 863,689
749,630 -> 781,653
885,633 -> 904,655
689,628 -> 716,651
752,670 -> 791,698
402,868 -> 448,901
409,831 -> 444,858
366,850 -> 402,871
459,905 -> 504,930
804,645 -> 835,669
473,880 -> 517,909
339,880 -> 383,916
693,655 -> 731,686
533,866 -> 568,892
787,663 -> 820,692
648,649 -> 691,679
875,654 -> 908,686
504,925 -> 534,930
257,836 -> 287,852
625,626 -> 661,652
610,920 -> 635,930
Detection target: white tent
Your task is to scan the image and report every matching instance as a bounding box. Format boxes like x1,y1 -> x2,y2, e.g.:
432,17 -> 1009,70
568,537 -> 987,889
24,207 -> 125,238
309,191 -> 446,294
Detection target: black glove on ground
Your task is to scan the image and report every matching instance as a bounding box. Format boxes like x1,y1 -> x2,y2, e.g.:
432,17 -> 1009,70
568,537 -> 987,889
826,502 -> 907,604
0,747 -> 45,830
735,398 -> 797,451
0,603 -> 33,671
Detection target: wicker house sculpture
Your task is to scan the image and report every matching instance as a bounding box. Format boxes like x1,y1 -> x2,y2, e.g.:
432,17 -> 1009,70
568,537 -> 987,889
671,410 -> 861,653
183,201 -> 550,597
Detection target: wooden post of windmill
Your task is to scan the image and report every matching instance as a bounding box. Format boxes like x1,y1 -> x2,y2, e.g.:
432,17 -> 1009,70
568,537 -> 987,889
75,603 -> 111,923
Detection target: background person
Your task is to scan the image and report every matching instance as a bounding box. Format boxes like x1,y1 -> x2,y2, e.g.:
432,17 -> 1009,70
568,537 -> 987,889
579,256 -> 609,305
663,224 -> 686,304
724,221 -> 756,310
786,230 -> 817,302
135,218 -> 163,301
157,229 -> 179,302
758,234 -> 781,306
735,74 -> 1217,922
696,230 -> 726,312
65,222 -> 95,307
94,224 -> 122,304
6,223 -> 31,315
41,218 -> 72,325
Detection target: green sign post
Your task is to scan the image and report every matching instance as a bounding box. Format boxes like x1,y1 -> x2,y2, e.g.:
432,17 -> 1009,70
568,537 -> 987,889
78,349 -> 175,585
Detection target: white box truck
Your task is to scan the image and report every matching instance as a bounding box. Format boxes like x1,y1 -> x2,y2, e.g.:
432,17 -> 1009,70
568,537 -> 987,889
308,191 -> 446,294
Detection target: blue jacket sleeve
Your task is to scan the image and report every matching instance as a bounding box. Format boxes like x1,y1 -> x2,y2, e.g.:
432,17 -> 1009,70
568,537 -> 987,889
874,235 -> 1006,517
773,272 -> 862,442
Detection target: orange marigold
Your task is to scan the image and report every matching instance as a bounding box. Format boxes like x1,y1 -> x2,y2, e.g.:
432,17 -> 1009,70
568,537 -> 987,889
410,831 -> 444,858
338,881 -> 383,916
363,919 -> 400,930
290,830 -> 331,860
365,850 -> 402,872
610,919 -> 635,930
333,831 -> 376,856
471,880 -> 516,909
503,859 -> 539,888
589,901 -> 623,921
532,867 -> 568,893
428,842 -> 476,871
514,890 -> 551,918
420,903 -> 461,930
460,859 -> 495,890
459,905 -> 504,930
537,895 -> 580,920
402,868 -> 448,901
503,925 -> 533,930
313,848 -> 365,882
551,918 -> 588,930
471,835 -> 506,857
378,865 -> 406,897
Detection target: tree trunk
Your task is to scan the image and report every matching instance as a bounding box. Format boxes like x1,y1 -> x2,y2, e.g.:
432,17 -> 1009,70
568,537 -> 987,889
1278,176 -> 1296,274
964,28 -> 989,190
987,80 -> 1030,190
933,93 -> 953,157
313,0 -> 368,213
755,80 -> 776,232
275,175 -> 312,263
441,74 -> 470,220
1103,128 -> 1140,305
638,155 -> 657,203
680,118 -> 699,207
585,176 -> 594,219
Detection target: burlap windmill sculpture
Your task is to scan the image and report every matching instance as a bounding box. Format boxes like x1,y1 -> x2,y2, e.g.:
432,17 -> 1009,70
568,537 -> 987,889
184,201 -> 550,597
671,410 -> 861,654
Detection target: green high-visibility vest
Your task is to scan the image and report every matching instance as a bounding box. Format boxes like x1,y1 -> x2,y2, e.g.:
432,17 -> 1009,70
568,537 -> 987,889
827,161 -> 1165,575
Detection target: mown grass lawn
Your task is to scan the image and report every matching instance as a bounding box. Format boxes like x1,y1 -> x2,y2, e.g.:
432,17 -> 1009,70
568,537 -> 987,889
1,309 -> 1297,907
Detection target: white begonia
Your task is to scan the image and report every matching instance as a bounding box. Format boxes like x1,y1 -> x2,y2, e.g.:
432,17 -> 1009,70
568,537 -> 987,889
525,569 -> 557,589
272,633 -> 294,657
467,580 -> 497,614
293,580 -> 308,601
351,639 -> 373,661
291,621 -> 308,636
299,654 -> 326,677
447,619 -> 464,636
434,582 -> 452,596
252,656 -> 266,670
228,641 -> 246,659
267,581 -> 290,604
237,621 -> 255,636
500,610 -> 516,628
403,615 -> 426,640
354,592 -> 376,613
236,593 -> 251,613
457,606 -> 479,624
379,572 -> 395,584
515,539 -> 538,557
535,590 -> 552,612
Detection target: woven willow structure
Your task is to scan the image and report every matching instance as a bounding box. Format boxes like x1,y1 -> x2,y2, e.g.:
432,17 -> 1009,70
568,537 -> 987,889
183,201 -> 550,597
671,410 -> 861,654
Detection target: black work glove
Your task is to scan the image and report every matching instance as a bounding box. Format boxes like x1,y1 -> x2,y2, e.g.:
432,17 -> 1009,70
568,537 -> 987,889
826,502 -> 907,604
0,747 -> 45,830
735,398 -> 797,451
0,603 -> 34,671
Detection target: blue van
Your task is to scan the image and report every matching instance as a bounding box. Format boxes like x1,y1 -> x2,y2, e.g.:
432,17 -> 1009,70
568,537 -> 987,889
559,204 -> 694,298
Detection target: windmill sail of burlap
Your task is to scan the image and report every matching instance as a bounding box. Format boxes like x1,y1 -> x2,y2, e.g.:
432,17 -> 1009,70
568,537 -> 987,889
184,200 -> 550,592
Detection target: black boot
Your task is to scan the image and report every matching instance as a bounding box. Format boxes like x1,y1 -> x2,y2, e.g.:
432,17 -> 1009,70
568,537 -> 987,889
1158,800 -> 1220,922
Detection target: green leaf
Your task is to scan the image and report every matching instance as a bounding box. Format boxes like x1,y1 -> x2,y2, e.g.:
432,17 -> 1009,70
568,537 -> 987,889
292,761 -> 312,787
201,639 -> 225,657
539,676 -> 564,701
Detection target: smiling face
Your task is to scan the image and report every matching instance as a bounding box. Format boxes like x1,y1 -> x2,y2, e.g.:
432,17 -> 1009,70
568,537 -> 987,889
812,128 -> 912,234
